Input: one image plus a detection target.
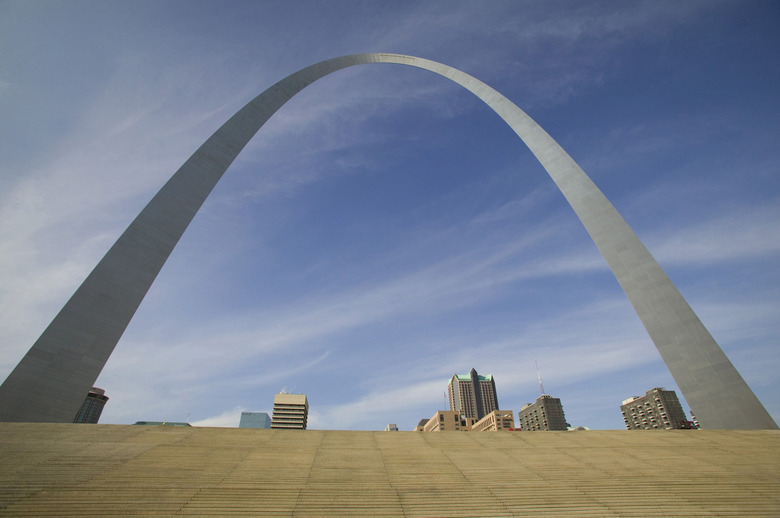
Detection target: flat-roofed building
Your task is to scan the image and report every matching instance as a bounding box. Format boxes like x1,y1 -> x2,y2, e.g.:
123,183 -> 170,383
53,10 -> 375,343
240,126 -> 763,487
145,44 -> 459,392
271,393 -> 308,430
621,387 -> 689,430
133,421 -> 191,427
518,395 -> 568,431
239,411 -> 271,429
472,410 -> 515,431
448,368 -> 498,420
421,410 -> 476,432
73,387 -> 109,424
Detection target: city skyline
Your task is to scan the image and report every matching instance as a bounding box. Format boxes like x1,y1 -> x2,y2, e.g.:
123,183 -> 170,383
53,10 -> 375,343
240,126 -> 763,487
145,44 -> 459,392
1,2 -> 778,430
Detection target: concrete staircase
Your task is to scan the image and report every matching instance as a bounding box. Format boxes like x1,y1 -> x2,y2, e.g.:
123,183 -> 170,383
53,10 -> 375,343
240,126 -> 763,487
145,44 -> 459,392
0,424 -> 778,516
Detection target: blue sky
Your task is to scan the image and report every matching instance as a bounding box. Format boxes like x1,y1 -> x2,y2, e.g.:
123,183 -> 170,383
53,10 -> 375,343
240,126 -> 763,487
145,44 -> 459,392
1,1 -> 778,430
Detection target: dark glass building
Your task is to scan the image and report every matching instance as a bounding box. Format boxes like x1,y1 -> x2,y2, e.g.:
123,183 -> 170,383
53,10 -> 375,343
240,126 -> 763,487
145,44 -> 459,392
73,387 -> 109,424
239,411 -> 271,429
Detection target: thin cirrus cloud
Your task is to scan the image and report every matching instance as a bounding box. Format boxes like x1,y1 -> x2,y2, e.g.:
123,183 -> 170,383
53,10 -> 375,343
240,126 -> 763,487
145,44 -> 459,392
1,1 -> 777,430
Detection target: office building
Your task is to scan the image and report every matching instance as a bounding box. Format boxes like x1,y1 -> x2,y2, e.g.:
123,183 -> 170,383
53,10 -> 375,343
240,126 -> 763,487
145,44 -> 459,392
73,387 -> 109,424
472,410 -> 516,431
239,411 -> 271,429
621,387 -> 689,430
271,393 -> 308,430
448,368 -> 499,420
518,394 -> 568,431
420,410 -> 475,432
133,421 -> 191,427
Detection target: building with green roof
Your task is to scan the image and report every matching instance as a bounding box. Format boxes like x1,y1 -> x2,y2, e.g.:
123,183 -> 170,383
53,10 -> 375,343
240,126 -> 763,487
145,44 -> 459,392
448,368 -> 498,420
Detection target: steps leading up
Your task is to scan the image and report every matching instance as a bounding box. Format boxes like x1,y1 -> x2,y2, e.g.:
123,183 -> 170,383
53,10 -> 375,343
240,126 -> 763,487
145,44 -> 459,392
1,424 -> 777,516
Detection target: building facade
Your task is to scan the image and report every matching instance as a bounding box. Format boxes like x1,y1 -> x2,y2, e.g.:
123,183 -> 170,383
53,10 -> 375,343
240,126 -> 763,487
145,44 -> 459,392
239,411 -> 271,429
472,410 -> 516,431
384,424 -> 399,431
518,395 -> 568,431
448,368 -> 499,420
621,388 -> 689,430
420,410 -> 476,432
413,419 -> 428,431
73,387 -> 109,424
271,393 -> 308,430
133,421 -> 191,427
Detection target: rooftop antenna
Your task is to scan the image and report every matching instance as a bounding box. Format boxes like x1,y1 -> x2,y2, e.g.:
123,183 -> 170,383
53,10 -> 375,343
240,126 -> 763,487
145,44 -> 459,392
536,360 -> 545,396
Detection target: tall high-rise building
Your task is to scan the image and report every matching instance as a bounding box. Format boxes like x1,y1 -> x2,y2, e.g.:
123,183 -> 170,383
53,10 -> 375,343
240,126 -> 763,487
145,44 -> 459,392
73,387 -> 109,424
518,394 -> 568,431
448,368 -> 499,420
621,388 -> 689,430
271,393 -> 308,430
239,411 -> 271,429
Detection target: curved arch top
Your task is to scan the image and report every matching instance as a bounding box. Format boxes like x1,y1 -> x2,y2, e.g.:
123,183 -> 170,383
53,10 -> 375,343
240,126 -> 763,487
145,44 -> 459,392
0,54 -> 775,429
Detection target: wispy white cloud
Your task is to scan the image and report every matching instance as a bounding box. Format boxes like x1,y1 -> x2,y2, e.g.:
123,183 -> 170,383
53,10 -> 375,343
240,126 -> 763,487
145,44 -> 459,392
91,169 -> 778,427
1,1 -> 777,432
307,296 -> 659,430
308,380 -> 444,430
191,407 -> 246,428
648,202 -> 780,265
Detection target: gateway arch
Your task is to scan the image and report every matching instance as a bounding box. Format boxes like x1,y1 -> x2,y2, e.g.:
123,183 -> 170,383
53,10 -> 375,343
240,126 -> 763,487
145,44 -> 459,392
0,54 -> 775,429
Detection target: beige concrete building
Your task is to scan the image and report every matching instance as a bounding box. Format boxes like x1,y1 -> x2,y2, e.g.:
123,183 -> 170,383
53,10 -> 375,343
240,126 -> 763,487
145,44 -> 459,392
419,410 -> 514,432
621,387 -> 690,430
519,394 -> 568,431
448,368 -> 499,420
421,410 -> 475,432
270,393 -> 308,430
472,409 -> 515,431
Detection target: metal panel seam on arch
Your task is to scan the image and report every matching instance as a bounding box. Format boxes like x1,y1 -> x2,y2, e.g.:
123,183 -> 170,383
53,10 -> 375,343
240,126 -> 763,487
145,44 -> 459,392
0,53 -> 775,429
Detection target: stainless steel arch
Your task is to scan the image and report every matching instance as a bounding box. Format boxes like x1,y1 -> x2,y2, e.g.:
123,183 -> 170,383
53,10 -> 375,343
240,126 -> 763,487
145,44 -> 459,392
0,53 -> 775,429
